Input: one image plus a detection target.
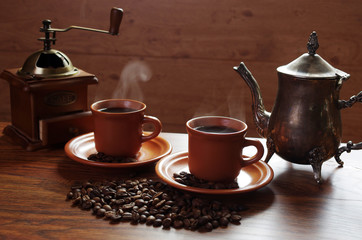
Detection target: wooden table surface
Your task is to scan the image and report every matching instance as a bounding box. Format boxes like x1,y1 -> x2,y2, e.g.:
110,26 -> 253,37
0,122 -> 361,240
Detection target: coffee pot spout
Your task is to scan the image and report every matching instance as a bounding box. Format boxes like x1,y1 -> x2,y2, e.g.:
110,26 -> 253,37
233,62 -> 270,138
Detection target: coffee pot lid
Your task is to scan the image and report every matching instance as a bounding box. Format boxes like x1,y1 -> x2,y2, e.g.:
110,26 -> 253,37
277,31 -> 337,79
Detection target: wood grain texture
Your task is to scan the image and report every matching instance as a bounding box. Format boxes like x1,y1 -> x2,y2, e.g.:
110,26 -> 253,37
0,0 -> 361,142
0,122 -> 362,240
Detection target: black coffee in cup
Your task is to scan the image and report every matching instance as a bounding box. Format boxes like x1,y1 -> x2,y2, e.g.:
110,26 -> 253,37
98,107 -> 137,113
194,125 -> 238,133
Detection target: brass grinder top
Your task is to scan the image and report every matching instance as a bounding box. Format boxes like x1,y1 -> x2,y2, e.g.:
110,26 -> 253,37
17,7 -> 123,79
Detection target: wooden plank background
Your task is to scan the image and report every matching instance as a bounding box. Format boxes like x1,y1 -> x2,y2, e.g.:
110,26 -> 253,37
0,0 -> 361,143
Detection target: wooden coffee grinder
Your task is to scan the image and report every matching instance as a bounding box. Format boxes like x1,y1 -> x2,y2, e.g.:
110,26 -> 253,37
0,7 -> 123,150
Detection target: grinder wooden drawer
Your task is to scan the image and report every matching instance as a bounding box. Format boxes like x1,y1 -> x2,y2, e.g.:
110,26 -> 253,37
39,111 -> 94,146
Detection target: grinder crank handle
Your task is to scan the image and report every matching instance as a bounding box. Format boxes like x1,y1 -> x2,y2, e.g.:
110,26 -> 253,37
43,7 -> 123,35
109,7 -> 123,35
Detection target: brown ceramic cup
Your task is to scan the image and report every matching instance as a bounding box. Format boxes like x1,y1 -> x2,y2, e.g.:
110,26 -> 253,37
186,116 -> 264,182
91,99 -> 162,157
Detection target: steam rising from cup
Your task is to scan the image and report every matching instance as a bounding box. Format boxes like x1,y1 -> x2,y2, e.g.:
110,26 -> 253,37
112,60 -> 152,101
193,82 -> 246,122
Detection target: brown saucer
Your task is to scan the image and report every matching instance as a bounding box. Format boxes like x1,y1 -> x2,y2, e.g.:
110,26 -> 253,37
155,151 -> 273,195
64,132 -> 172,168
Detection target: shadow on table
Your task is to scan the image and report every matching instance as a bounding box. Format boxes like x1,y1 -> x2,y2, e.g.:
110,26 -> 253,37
57,155 -> 158,181
234,187 -> 275,218
260,162 -> 346,229
269,161 -> 344,197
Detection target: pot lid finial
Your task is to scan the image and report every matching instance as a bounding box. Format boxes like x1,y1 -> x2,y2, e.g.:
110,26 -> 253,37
307,31 -> 319,55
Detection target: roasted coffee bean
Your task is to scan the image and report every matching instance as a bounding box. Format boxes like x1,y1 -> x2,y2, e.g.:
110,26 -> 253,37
173,220 -> 183,229
87,188 -> 94,195
152,198 -> 160,206
153,219 -> 163,227
132,212 -> 140,222
190,219 -> 199,231
67,177 -> 246,232
134,199 -> 145,207
93,202 -> 101,207
96,208 -> 106,217
82,199 -> 93,209
149,208 -> 158,215
155,213 -> 165,220
219,217 -> 229,227
179,210 -> 188,218
146,215 -> 155,225
93,205 -> 101,214
105,211 -> 115,219
123,212 -> 133,221
80,188 -> 89,197
203,222 -> 213,232
168,212 -> 177,220
143,194 -> 151,201
162,218 -> 172,228
211,220 -> 219,229
137,206 -> 147,213
114,199 -> 124,205
67,191 -> 74,199
142,211 -> 150,217
165,200 -> 174,206
230,214 -> 242,223
198,215 -> 211,225
170,206 -> 179,214
117,188 -> 127,193
82,195 -> 90,202
193,209 -> 201,218
202,208 -> 210,216
139,214 -> 147,223
117,209 -> 124,216
110,214 -> 122,221
183,218 -> 191,229
155,199 -> 166,209
142,188 -> 149,193
122,203 -> 134,211
153,191 -> 163,199
103,205 -> 112,211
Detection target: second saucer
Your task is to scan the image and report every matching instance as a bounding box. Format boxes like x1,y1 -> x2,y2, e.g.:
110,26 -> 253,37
156,151 -> 274,195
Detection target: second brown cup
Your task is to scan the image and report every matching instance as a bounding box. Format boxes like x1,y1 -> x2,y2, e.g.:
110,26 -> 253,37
186,116 -> 264,182
91,99 -> 162,157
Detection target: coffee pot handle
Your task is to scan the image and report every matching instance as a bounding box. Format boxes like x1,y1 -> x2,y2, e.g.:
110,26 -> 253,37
241,138 -> 264,167
336,90 -> 362,165
338,91 -> 362,109
141,115 -> 162,142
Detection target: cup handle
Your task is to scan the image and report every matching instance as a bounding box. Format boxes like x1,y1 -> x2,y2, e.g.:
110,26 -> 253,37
240,138 -> 264,167
141,115 -> 162,142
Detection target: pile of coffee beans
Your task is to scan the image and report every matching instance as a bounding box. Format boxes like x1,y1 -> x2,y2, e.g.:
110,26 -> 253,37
88,152 -> 137,163
173,171 -> 239,189
66,178 -> 246,232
